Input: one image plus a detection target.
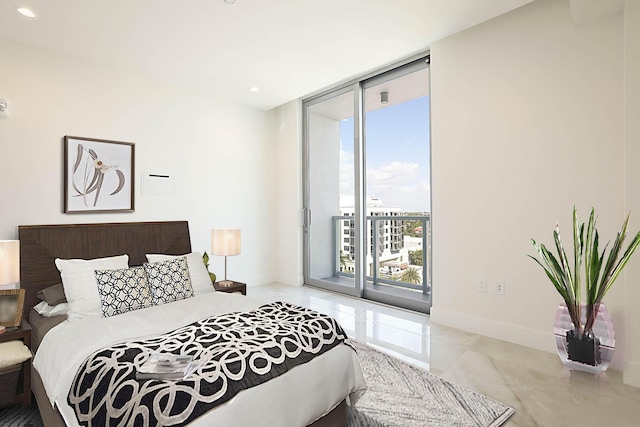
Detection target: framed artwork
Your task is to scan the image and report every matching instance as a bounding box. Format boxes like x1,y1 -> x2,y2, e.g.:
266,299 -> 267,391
64,136 -> 135,213
0,289 -> 25,328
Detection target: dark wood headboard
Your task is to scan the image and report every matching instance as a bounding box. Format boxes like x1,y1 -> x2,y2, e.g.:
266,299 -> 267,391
18,221 -> 192,313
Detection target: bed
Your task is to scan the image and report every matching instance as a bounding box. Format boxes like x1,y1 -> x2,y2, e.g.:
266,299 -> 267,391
19,221 -> 365,427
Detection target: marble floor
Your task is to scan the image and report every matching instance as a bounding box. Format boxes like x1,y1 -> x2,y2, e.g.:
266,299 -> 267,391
249,283 -> 640,427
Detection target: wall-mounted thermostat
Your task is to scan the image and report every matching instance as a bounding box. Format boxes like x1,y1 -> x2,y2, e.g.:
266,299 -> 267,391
142,173 -> 175,195
0,99 -> 9,118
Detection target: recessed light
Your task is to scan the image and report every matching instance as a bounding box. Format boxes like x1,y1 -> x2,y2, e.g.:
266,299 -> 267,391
16,7 -> 37,18
250,87 -> 259,92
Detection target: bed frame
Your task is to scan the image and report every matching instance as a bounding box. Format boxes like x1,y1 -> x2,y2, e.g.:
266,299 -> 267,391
18,221 -> 346,427
19,221 -> 192,314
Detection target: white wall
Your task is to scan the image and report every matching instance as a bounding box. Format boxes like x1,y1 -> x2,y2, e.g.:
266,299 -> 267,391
274,100 -> 304,286
623,0 -> 640,388
0,36 -> 277,287
308,113 -> 341,279
430,0 -> 631,369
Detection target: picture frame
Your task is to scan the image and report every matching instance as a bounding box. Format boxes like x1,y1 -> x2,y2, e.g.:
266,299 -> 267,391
0,289 -> 25,328
64,136 -> 135,213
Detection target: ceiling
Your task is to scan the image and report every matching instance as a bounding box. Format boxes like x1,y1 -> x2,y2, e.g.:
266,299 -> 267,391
0,0 -> 534,110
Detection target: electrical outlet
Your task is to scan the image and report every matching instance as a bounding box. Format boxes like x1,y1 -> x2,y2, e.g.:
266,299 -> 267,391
478,279 -> 487,292
496,282 -> 505,295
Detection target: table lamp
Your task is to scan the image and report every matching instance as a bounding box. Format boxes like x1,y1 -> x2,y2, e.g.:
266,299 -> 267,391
211,228 -> 241,287
0,240 -> 19,290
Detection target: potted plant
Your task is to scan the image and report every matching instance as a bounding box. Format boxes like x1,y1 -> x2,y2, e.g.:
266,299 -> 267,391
202,252 -> 217,284
529,207 -> 640,367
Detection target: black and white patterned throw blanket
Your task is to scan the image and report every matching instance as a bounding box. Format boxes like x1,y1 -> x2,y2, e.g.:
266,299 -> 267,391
68,301 -> 350,426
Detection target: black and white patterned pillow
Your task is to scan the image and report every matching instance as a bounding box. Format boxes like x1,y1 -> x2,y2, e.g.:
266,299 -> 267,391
144,257 -> 194,305
94,266 -> 153,317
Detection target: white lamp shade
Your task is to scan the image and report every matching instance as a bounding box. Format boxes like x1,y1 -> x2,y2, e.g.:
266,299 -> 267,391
211,229 -> 241,256
0,240 -> 20,286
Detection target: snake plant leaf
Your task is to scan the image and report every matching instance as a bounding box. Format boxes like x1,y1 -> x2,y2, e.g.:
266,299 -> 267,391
110,170 -> 126,195
527,254 -> 568,299
584,209 -> 597,300
530,241 -> 573,302
602,231 -> 640,300
597,215 -> 640,302
536,244 -> 565,291
549,234 -> 573,297
553,230 -> 573,294
586,231 -> 602,305
73,144 -> 83,173
602,230 -> 624,285
572,208 -> 583,306
530,243 -> 581,329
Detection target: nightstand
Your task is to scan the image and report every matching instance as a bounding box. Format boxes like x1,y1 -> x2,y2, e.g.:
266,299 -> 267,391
0,319 -> 31,407
214,281 -> 246,295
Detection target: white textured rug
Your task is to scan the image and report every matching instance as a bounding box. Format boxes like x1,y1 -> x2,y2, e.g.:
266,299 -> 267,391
347,339 -> 515,427
0,404 -> 43,427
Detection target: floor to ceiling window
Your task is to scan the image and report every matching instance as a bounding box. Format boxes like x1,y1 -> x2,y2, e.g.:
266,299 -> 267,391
303,55 -> 431,313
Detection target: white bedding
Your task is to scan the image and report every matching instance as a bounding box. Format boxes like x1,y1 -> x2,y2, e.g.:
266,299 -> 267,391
33,292 -> 366,427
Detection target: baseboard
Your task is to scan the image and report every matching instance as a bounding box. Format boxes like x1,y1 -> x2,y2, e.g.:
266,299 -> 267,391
624,361 -> 640,388
272,275 -> 304,287
267,280 -> 304,287
430,307 -> 556,354
431,307 -> 640,375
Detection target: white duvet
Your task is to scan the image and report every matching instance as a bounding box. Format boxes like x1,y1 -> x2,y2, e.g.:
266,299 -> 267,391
33,292 -> 366,427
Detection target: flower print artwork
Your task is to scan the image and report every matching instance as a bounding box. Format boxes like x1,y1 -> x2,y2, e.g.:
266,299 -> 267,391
64,136 -> 135,213
72,144 -> 126,207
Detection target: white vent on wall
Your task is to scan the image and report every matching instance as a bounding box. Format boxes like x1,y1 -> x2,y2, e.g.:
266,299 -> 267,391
142,173 -> 175,195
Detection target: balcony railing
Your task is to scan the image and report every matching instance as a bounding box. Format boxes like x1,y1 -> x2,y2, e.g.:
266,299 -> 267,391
333,215 -> 431,295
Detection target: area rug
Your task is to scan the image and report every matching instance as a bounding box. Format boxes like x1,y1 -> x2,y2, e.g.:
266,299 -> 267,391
0,404 -> 43,427
346,339 -> 515,427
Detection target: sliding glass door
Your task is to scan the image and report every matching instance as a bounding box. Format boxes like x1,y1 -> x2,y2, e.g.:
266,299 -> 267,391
304,86 -> 361,297
303,56 -> 431,313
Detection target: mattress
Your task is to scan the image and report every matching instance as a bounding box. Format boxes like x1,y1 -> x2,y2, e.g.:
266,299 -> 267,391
28,309 -> 67,354
33,292 -> 366,427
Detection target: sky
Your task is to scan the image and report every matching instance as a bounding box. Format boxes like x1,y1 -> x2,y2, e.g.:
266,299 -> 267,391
340,96 -> 431,212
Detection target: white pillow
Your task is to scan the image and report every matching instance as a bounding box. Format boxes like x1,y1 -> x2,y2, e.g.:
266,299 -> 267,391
0,340 -> 32,368
55,255 -> 129,321
146,252 -> 214,295
34,301 -> 69,317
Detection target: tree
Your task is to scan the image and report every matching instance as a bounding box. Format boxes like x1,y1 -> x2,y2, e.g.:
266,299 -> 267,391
400,267 -> 421,285
339,251 -> 349,271
404,220 -> 422,237
409,250 -> 423,266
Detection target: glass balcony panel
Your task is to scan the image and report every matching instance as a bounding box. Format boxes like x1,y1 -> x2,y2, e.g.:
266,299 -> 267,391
307,90 -> 356,292
360,66 -> 431,309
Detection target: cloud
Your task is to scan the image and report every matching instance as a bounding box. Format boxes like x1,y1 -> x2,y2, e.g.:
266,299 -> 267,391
339,154 -> 431,212
339,142 -> 355,203
367,161 -> 430,211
